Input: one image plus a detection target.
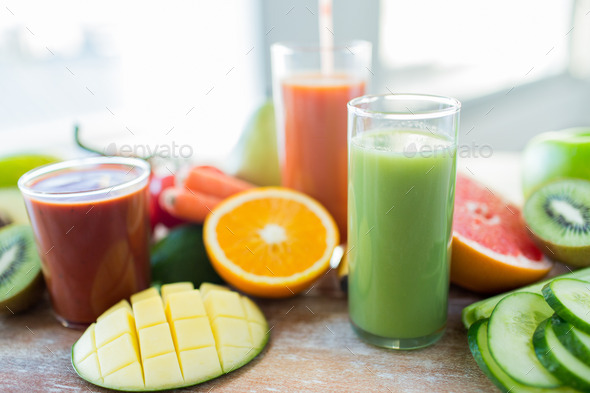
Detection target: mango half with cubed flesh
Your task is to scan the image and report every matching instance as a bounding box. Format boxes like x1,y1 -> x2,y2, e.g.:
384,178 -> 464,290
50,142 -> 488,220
71,282 -> 269,391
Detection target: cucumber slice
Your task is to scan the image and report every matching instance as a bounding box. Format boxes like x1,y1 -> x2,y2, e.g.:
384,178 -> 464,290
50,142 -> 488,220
534,317 -> 590,391
462,267 -> 590,329
543,278 -> 590,335
488,292 -> 561,388
468,319 -> 579,393
552,315 -> 590,366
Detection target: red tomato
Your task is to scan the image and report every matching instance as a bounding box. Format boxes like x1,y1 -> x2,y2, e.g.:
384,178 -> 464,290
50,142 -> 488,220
149,174 -> 186,230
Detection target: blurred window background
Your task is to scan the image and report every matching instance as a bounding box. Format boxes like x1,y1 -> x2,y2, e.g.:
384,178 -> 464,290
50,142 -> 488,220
1,0 -> 589,159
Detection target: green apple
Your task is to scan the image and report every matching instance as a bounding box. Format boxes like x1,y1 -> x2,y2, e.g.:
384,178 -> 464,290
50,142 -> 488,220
522,128 -> 590,198
0,154 -> 59,188
225,100 -> 281,186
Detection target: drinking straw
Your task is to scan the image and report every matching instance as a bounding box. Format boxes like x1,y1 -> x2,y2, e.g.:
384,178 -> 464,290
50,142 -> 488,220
319,0 -> 334,75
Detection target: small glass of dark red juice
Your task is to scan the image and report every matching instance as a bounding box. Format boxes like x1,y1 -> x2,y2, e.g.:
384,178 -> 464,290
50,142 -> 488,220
18,157 -> 151,328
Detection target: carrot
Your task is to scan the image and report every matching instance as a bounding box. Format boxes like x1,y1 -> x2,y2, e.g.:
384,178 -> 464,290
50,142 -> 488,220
184,166 -> 254,199
159,187 -> 222,223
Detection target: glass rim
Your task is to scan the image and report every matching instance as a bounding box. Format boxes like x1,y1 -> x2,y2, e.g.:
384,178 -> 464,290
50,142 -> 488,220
271,40 -> 372,55
18,156 -> 151,201
348,93 -> 461,120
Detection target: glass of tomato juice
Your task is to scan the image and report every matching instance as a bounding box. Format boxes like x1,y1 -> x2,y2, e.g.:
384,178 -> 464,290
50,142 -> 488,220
18,156 -> 151,328
271,41 -> 372,241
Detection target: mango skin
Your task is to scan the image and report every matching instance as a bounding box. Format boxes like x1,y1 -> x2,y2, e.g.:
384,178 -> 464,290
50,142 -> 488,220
522,128 -> 590,199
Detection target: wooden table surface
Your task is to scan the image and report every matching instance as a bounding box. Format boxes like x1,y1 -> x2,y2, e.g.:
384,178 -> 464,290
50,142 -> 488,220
0,153 -> 537,392
1,275 -> 494,393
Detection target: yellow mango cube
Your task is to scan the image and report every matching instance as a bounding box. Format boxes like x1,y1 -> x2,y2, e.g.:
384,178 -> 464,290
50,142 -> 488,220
130,287 -> 160,305
249,322 -> 268,350
165,290 -> 206,320
103,361 -> 144,390
211,317 -> 252,348
76,352 -> 102,384
97,333 -> 140,377
161,282 -> 194,304
242,297 -> 266,325
138,323 -> 176,360
171,317 -> 215,351
199,282 -> 230,300
72,323 -> 96,363
97,299 -> 132,322
179,346 -> 222,385
95,308 -> 136,348
143,352 -> 184,389
203,290 -> 245,320
133,296 -> 166,330
217,346 -> 255,373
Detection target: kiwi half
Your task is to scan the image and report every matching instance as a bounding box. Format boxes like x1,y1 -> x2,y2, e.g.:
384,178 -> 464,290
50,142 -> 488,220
524,179 -> 590,267
0,225 -> 44,314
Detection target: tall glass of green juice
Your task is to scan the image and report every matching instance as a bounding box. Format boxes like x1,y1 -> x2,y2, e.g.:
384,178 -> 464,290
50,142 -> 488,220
347,94 -> 460,349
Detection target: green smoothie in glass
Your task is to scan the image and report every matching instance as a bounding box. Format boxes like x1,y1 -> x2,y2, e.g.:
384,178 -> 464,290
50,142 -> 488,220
348,129 -> 457,348
347,94 -> 460,349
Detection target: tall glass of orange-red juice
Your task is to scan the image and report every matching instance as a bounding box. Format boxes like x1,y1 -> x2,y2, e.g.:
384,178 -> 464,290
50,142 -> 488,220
271,41 -> 371,240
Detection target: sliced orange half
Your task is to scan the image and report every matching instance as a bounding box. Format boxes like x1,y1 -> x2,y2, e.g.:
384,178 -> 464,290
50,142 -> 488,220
203,187 -> 339,298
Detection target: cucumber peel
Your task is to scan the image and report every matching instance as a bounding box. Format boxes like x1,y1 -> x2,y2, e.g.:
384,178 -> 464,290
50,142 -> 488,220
533,317 -> 590,391
468,320 -> 504,391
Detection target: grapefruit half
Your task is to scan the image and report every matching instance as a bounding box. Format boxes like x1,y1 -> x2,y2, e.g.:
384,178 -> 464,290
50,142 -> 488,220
451,174 -> 552,293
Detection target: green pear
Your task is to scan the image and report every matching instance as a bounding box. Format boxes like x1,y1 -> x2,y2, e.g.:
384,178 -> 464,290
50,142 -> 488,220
522,128 -> 590,198
226,100 -> 281,186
